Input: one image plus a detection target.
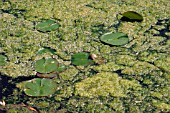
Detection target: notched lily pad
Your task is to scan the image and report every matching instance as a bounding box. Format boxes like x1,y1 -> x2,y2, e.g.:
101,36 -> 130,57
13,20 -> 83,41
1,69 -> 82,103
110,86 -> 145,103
16,78 -> 58,96
100,32 -> 129,46
34,58 -> 59,74
35,19 -> 60,32
121,11 -> 143,22
0,55 -> 7,66
71,52 -> 94,66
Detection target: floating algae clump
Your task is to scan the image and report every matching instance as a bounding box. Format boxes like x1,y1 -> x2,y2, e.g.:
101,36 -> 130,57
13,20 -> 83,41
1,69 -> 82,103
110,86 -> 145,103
93,62 -> 125,72
154,55 -> 170,73
75,72 -> 141,98
122,61 -> 160,75
58,66 -> 79,81
152,100 -> 170,110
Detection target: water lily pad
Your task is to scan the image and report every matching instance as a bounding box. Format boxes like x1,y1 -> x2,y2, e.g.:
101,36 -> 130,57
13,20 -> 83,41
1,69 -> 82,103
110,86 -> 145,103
37,47 -> 56,55
35,19 -> 60,32
100,32 -> 129,46
36,64 -> 67,78
34,58 -> 59,73
71,52 -> 94,66
0,55 -> 7,66
16,78 -> 58,96
121,11 -> 143,22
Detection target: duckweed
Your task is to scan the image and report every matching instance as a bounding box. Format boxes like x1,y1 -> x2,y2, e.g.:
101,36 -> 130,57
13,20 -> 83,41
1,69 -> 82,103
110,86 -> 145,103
58,66 -> 79,81
93,62 -> 125,72
0,0 -> 170,112
75,72 -> 141,98
122,61 -> 160,75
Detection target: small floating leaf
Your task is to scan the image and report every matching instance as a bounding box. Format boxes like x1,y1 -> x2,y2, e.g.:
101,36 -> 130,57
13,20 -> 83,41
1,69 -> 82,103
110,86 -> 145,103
35,19 -> 60,32
121,11 -> 143,22
36,64 -> 67,78
34,58 -> 59,73
37,47 -> 56,55
16,78 -> 58,96
100,32 -> 129,46
0,55 -> 7,66
71,52 -> 94,66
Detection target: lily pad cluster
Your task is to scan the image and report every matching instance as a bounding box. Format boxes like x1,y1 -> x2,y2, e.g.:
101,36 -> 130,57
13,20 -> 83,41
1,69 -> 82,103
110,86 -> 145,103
17,57 -> 67,96
99,11 -> 143,46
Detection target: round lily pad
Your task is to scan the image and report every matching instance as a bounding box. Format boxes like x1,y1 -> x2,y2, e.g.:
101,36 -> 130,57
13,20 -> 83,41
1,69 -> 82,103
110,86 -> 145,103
35,19 -> 60,32
17,78 -> 58,96
34,58 -> 59,73
100,32 -> 129,46
71,52 -> 94,66
0,55 -> 7,66
121,11 -> 143,22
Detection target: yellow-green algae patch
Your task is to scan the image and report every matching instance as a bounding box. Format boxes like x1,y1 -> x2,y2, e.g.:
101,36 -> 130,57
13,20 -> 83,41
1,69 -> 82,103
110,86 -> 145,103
154,55 -> 170,73
58,66 -> 79,81
92,62 -> 125,72
0,0 -> 170,112
0,0 -> 170,78
152,100 -> 170,110
75,72 -> 141,98
115,55 -> 137,66
122,61 -> 160,75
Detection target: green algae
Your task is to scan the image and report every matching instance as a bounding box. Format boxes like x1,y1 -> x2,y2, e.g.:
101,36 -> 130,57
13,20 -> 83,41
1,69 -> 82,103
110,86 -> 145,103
75,72 -> 141,98
58,66 -> 79,81
93,62 -> 124,72
154,55 -> 170,73
152,100 -> 170,111
0,0 -> 170,112
122,61 -> 160,75
115,54 -> 137,66
35,101 -> 50,109
138,50 -> 168,63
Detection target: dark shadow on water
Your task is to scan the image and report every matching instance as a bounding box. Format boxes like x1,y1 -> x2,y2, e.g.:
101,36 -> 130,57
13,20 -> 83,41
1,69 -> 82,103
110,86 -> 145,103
0,108 -> 7,113
0,73 -> 36,100
120,16 -> 143,22
0,74 -> 14,100
153,19 -> 170,40
145,19 -> 170,39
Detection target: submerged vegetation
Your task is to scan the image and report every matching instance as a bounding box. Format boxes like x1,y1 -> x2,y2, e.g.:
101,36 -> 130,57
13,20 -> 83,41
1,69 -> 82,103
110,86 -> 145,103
0,0 -> 170,112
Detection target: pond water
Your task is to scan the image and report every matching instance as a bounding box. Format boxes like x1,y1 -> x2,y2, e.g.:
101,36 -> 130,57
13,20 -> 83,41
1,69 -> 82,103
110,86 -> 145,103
0,0 -> 170,112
